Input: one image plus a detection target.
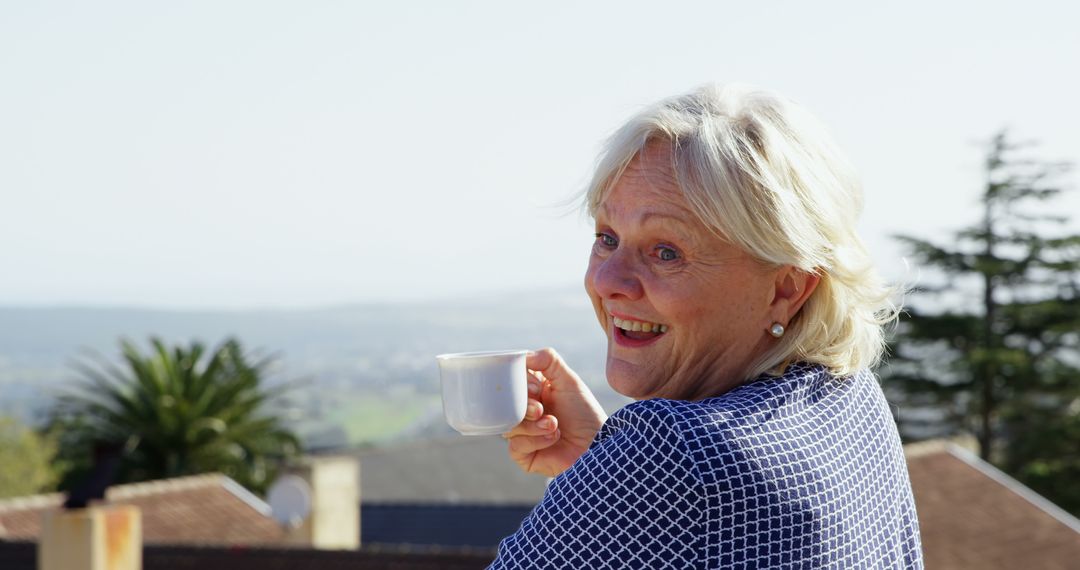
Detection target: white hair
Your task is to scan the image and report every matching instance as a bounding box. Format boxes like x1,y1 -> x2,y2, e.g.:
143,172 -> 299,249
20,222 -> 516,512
585,83 -> 900,380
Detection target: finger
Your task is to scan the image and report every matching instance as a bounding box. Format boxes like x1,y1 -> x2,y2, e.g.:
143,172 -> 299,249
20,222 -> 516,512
525,398 -> 544,421
526,347 -> 560,376
508,429 -> 561,457
527,348 -> 581,390
504,414 -> 558,438
527,372 -> 544,396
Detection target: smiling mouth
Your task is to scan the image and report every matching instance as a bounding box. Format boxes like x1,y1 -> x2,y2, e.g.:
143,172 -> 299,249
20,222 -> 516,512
613,316 -> 668,342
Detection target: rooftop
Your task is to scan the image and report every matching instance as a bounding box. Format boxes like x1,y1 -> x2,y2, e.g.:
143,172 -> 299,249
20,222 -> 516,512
0,473 -> 284,546
354,435 -> 550,504
905,440 -> 1080,569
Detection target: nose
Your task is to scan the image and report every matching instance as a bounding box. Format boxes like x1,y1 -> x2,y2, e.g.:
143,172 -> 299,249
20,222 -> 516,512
586,248 -> 644,301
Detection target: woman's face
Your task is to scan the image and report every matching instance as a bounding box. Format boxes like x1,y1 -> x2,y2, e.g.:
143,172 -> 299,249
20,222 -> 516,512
584,142 -> 784,401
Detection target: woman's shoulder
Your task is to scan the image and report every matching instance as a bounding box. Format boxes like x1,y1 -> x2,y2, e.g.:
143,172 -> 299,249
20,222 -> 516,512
614,362 -> 848,420
601,363 -> 882,452
596,397 -> 695,447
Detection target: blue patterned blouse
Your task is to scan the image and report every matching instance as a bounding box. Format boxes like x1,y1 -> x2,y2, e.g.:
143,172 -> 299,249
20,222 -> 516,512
489,362 -> 923,569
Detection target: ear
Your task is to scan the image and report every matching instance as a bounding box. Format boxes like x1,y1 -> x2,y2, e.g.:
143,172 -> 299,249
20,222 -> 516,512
766,266 -> 821,328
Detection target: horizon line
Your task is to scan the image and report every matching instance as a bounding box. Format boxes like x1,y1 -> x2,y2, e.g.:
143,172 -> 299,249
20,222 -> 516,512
0,284 -> 591,313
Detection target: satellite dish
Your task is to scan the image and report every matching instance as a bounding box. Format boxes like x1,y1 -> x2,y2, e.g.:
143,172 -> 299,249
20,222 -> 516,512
267,475 -> 312,528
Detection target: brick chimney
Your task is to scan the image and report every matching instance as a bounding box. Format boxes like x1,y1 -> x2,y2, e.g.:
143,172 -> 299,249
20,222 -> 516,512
38,505 -> 141,570
277,456 -> 360,550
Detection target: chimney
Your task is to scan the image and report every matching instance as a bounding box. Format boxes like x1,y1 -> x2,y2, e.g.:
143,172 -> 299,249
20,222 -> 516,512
275,456 -> 360,550
38,505 -> 141,570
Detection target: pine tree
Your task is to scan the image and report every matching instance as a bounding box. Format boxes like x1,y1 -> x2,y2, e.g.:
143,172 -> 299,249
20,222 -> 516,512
886,130 -> 1080,513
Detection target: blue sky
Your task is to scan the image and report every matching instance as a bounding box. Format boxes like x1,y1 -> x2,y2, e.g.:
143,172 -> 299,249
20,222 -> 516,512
2,0 -> 1078,308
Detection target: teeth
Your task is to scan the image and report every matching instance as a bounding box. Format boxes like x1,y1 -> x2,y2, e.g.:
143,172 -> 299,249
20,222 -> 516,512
613,316 -> 667,333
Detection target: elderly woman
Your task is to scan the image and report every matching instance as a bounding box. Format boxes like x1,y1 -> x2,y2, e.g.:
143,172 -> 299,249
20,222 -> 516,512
493,84 -> 923,569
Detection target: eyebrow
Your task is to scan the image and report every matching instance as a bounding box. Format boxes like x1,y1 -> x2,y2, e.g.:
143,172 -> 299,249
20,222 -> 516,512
640,211 -> 692,225
597,206 -> 700,245
598,201 -> 692,225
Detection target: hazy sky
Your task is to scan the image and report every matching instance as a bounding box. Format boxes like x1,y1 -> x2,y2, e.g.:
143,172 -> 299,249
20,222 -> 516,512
2,0 -> 1078,309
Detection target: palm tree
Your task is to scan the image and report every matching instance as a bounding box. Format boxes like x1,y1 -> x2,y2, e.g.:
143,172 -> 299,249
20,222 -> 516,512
50,337 -> 301,494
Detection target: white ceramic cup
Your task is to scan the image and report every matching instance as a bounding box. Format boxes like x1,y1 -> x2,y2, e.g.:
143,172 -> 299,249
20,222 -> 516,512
436,350 -> 529,436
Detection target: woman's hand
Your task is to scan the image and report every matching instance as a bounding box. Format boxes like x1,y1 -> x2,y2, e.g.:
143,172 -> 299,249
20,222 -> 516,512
503,348 -> 608,478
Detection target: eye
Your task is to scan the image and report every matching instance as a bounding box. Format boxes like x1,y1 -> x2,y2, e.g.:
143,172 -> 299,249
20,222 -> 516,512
594,232 -> 618,248
656,245 -> 680,261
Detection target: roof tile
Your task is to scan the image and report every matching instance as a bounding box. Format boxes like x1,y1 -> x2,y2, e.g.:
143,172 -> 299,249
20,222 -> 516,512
906,443 -> 1080,569
0,473 -> 283,546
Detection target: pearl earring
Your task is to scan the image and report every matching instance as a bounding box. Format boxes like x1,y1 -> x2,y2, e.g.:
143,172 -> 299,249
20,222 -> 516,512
769,323 -> 785,338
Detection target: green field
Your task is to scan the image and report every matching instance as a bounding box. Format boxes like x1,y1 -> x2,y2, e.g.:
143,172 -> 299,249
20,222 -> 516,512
326,391 -> 439,445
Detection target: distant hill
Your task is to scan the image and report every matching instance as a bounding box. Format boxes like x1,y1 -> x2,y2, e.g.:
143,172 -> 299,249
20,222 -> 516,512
0,288 -> 626,448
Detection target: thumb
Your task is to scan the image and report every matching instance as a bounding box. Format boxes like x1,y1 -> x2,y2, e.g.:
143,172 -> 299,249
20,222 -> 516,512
527,348 -> 585,391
